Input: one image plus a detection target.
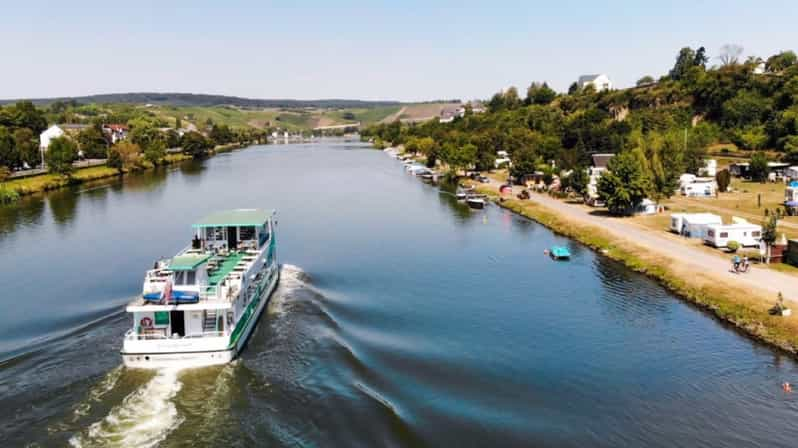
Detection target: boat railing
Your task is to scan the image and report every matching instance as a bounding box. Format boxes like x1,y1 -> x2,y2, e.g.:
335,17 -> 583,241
125,328 -> 169,340
199,285 -> 219,301
183,331 -> 226,339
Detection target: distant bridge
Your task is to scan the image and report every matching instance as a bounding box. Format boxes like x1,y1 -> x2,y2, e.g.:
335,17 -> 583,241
313,122 -> 360,131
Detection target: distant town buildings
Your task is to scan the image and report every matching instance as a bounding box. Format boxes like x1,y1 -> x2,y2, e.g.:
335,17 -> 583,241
577,74 -> 613,91
102,124 -> 129,144
439,100 -> 486,123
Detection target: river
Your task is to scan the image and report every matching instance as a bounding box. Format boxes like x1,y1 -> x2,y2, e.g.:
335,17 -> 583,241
1,139 -> 798,447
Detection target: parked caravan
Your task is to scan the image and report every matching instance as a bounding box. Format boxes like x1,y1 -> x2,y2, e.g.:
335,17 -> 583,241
704,222 -> 763,248
670,213 -> 722,238
681,178 -> 717,197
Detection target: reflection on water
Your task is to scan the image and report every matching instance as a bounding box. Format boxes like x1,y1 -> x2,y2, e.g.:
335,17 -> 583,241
1,141 -> 798,447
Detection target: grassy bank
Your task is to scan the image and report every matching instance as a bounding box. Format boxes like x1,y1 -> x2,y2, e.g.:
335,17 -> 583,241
472,183 -> 798,356
3,153 -> 196,198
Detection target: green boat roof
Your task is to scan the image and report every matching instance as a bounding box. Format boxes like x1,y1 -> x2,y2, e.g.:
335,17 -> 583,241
169,253 -> 211,271
192,209 -> 273,228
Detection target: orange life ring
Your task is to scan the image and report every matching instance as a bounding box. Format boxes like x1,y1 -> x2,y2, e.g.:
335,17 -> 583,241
140,317 -> 153,328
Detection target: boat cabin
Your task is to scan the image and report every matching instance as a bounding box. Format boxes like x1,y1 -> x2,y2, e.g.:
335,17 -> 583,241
193,208 -> 273,252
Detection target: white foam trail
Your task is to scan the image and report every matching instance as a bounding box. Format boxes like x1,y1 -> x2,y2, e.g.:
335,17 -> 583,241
268,264 -> 307,316
69,369 -> 184,448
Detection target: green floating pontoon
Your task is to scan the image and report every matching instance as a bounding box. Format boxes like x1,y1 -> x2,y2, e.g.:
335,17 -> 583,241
550,246 -> 571,260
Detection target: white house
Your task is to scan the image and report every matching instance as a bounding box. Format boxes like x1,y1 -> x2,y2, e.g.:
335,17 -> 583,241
39,125 -> 64,153
577,74 -> 613,91
704,221 -> 762,248
670,213 -> 722,238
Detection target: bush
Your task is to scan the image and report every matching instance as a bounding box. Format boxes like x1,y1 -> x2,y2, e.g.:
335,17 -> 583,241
0,186 -> 19,204
727,240 -> 740,252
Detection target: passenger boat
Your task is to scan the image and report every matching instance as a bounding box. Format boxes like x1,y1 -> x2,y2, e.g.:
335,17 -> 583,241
549,246 -> 571,260
121,209 -> 279,369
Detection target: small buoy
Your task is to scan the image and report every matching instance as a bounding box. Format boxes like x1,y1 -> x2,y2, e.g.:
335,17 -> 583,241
783,382 -> 792,392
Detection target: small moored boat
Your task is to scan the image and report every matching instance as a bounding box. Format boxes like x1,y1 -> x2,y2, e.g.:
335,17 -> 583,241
466,195 -> 486,209
549,246 -> 571,260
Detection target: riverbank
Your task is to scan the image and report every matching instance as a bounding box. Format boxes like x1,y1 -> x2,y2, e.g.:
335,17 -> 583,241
468,181 -> 798,356
1,141 -> 253,200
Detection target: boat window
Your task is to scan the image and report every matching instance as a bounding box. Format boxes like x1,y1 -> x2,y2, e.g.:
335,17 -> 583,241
720,232 -> 729,238
753,231 -> 761,237
174,271 -> 185,285
186,270 -> 196,285
239,226 -> 255,241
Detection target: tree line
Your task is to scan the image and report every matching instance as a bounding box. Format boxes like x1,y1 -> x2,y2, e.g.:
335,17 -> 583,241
0,100 -> 270,176
363,46 -> 798,214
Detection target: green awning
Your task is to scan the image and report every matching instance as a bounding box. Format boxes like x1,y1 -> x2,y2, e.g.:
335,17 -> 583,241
192,209 -> 273,228
169,253 -> 211,271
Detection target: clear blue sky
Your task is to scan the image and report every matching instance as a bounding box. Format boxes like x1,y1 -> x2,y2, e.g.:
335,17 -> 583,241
1,0 -> 796,102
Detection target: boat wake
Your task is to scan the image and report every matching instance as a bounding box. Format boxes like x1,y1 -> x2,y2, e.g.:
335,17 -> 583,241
69,369 -> 184,448
268,264 -> 311,316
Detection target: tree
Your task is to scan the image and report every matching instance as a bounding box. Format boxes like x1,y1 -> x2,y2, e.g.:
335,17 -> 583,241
567,82 -> 579,95
443,143 -> 477,174
597,150 -> 651,215
107,141 -> 142,171
562,167 -> 588,197
210,124 -> 234,145
719,44 -> 744,66
0,126 -> 18,169
503,87 -> 522,110
762,212 -> 780,263
13,128 -> 38,168
670,47 -> 697,80
77,125 -> 108,159
636,75 -> 655,86
716,169 -> 731,192
693,46 -> 709,68
749,151 -> 769,182
509,147 -> 538,180
143,139 -> 166,165
765,51 -> 797,72
526,82 -> 557,105
10,101 -> 47,134
45,137 -> 78,175
181,131 -> 212,158
734,126 -> 768,150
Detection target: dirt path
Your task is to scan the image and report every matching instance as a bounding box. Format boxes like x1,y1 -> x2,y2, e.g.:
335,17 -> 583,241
489,179 -> 798,303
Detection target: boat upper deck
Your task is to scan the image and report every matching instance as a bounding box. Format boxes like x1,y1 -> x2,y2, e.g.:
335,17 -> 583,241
127,248 -> 264,312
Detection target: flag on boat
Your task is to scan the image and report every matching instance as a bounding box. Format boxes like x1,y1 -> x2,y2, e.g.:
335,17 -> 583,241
160,279 -> 172,304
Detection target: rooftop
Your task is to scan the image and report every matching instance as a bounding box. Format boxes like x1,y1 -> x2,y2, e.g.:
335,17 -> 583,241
170,253 -> 211,271
192,208 -> 273,228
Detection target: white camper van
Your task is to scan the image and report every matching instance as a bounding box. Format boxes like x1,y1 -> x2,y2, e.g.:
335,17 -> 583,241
670,213 -> 722,238
704,222 -> 762,248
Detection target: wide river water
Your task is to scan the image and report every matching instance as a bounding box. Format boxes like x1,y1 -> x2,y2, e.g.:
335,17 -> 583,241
2,139 -> 798,447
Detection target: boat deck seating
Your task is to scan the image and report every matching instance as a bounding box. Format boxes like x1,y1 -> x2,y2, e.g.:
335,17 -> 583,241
208,252 -> 247,286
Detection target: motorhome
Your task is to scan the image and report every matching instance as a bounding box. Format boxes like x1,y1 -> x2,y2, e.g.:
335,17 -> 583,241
704,222 -> 762,248
670,213 -> 722,238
